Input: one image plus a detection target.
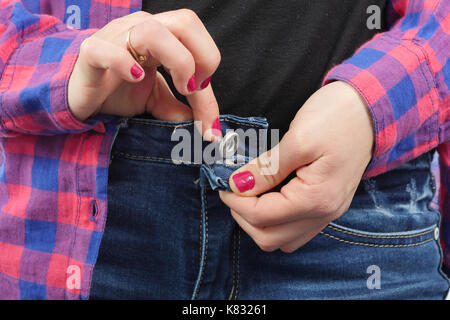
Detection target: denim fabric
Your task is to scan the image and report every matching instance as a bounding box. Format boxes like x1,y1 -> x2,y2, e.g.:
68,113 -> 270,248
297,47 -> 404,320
90,115 -> 449,300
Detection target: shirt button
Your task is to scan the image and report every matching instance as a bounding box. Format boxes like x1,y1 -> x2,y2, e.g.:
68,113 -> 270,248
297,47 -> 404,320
434,227 -> 440,241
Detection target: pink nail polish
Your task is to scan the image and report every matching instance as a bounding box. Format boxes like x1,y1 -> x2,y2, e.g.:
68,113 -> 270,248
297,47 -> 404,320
200,76 -> 211,89
187,75 -> 197,92
131,63 -> 143,79
212,117 -> 222,137
232,171 -> 255,193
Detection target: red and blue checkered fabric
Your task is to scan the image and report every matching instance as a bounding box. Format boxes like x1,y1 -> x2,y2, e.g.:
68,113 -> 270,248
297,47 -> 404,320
324,0 -> 449,270
0,0 -> 140,300
0,0 -> 448,299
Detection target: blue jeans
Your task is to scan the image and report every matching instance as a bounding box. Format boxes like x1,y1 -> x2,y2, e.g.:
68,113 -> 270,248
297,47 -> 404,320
90,115 -> 449,299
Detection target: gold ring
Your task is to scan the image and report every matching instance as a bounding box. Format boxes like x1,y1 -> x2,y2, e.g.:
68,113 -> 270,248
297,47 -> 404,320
126,26 -> 147,66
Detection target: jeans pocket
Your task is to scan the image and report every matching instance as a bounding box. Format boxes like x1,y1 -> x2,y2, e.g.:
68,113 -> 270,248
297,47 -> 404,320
325,197 -> 440,247
320,220 -> 438,248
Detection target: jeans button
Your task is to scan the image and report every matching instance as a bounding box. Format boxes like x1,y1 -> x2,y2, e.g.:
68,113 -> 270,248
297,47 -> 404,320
219,131 -> 239,159
434,227 -> 440,241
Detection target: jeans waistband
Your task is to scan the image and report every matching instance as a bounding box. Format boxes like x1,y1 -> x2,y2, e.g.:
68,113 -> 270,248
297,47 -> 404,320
112,114 -> 436,198
111,115 -> 270,190
113,114 -> 268,162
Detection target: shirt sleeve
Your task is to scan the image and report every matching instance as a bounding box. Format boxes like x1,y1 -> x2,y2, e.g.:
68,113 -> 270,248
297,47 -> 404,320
322,0 -> 449,178
0,0 -> 109,137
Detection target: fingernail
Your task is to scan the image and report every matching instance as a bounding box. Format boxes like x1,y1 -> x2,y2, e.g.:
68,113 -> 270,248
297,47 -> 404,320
232,171 -> 255,193
131,63 -> 143,79
187,75 -> 197,92
200,76 -> 211,89
212,117 -> 222,137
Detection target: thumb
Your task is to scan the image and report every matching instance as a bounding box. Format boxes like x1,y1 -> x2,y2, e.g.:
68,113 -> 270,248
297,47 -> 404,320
228,131 -> 316,196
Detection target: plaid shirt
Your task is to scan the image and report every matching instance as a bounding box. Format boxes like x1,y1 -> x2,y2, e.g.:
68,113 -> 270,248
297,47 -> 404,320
0,0 -> 448,299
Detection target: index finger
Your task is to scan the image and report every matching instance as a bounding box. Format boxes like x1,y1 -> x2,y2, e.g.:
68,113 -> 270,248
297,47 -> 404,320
186,84 -> 220,141
152,9 -> 221,89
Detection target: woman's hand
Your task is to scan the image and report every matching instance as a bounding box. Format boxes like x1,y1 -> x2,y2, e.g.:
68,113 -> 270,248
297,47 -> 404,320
68,10 -> 221,140
219,81 -> 374,252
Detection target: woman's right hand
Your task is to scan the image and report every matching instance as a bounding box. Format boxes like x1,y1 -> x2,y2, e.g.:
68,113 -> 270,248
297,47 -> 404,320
68,10 -> 221,140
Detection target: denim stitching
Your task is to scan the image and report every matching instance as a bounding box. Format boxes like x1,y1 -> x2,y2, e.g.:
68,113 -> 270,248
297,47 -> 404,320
320,231 -> 435,247
192,187 -> 208,299
203,192 -> 209,289
129,118 -> 263,129
326,225 -> 435,239
223,119 -> 262,129
116,152 -> 202,165
234,228 -> 241,300
130,120 -> 193,128
228,227 -> 237,300
115,152 -> 246,168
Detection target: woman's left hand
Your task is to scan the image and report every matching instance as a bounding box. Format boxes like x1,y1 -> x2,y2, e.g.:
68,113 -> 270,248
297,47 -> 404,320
219,81 -> 374,253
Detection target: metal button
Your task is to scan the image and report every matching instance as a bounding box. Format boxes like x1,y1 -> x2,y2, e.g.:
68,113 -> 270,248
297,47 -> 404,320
434,227 -> 439,241
219,131 -> 239,158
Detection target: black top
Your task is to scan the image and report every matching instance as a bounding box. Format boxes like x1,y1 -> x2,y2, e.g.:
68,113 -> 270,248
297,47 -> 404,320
142,0 -> 388,135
